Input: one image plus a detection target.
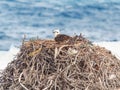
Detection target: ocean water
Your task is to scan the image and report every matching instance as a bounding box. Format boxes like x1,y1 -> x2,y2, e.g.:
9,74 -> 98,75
0,0 -> 120,50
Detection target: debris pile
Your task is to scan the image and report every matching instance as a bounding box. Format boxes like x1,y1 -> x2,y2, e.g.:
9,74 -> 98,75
0,35 -> 120,90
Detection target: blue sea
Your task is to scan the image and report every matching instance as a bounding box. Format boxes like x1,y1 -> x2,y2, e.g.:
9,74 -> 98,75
0,0 -> 120,50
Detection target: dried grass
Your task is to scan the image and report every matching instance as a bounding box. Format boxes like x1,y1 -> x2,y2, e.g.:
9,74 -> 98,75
0,35 -> 120,90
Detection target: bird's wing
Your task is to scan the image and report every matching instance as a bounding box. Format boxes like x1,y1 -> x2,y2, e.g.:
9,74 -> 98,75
55,34 -> 71,42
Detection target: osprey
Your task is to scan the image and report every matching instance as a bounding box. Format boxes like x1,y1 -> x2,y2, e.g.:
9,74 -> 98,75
53,29 -> 71,43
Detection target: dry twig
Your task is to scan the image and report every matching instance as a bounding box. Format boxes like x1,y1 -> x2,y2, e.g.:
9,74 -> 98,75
0,35 -> 120,90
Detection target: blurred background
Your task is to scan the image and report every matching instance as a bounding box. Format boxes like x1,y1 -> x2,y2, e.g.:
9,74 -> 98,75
0,0 -> 120,50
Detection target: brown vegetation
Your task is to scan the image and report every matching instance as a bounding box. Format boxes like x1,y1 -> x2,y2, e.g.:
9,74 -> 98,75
0,35 -> 120,90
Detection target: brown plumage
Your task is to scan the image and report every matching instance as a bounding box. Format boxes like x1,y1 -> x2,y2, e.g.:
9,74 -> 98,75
55,34 -> 71,43
53,29 -> 71,43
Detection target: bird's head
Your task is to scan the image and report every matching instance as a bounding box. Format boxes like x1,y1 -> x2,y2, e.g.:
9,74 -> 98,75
53,29 -> 60,37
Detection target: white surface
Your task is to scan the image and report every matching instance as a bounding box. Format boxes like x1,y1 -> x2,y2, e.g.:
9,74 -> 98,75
94,41 -> 120,60
0,45 -> 19,70
0,42 -> 120,70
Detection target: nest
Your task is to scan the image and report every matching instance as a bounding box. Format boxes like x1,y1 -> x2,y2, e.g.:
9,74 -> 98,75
0,35 -> 120,90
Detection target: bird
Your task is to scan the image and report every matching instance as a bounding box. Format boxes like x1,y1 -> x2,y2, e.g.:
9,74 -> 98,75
53,29 -> 71,43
